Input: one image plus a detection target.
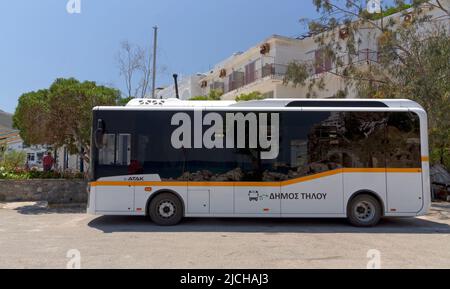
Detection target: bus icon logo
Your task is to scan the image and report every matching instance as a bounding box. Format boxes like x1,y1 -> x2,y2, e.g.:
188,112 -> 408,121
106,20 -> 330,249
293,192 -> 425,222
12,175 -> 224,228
249,191 -> 259,202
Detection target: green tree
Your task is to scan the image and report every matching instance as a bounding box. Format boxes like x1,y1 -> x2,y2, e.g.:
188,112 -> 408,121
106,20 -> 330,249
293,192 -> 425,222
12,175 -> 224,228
190,89 -> 224,100
117,96 -> 134,106
288,0 -> 450,168
235,91 -> 266,102
13,78 -> 121,163
283,61 -> 312,88
13,89 -> 50,145
190,90 -> 267,102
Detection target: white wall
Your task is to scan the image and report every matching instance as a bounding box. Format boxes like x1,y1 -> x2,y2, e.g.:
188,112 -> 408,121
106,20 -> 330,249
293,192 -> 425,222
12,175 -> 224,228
158,74 -> 205,100
55,146 -> 88,173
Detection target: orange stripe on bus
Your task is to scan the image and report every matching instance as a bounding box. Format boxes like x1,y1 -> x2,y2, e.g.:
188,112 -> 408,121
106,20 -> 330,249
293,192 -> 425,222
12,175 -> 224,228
90,168 -> 422,188
281,169 -> 343,186
342,168 -> 385,173
386,168 -> 422,173
343,168 -> 422,173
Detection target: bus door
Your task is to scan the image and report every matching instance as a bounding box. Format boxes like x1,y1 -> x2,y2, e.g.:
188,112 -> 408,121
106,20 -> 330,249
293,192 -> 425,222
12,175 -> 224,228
95,133 -> 135,212
281,111 -> 344,215
385,112 -> 423,213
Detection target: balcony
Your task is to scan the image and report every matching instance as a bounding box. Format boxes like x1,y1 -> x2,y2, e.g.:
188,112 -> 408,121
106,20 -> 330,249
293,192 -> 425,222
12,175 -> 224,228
206,50 -> 379,95
214,63 -> 293,94
356,49 -> 379,63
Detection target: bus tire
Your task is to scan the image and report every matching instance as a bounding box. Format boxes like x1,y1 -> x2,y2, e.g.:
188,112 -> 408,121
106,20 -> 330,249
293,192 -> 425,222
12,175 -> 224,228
148,193 -> 183,226
347,194 -> 382,227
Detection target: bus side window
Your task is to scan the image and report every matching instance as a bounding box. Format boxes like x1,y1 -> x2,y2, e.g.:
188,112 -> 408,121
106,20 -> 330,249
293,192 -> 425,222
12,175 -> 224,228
117,134 -> 131,166
99,134 -> 116,165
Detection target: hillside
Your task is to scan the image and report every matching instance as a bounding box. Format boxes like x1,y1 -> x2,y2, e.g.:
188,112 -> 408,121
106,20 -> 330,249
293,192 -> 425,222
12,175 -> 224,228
0,109 -> 13,129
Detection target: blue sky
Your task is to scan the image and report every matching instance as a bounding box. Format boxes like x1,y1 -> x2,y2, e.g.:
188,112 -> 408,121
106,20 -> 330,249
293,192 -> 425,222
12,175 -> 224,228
0,0 -> 319,113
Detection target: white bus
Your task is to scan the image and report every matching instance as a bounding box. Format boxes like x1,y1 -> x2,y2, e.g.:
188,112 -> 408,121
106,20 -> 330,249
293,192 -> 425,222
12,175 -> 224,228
87,98 -> 431,227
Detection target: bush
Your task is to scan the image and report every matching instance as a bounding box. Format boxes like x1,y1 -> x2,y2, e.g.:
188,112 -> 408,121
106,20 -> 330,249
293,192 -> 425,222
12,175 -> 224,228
31,170 -> 83,179
0,150 -> 85,180
0,151 -> 26,171
0,167 -> 84,180
0,167 -> 26,180
431,148 -> 450,172
235,91 -> 265,102
189,96 -> 210,101
190,89 -> 223,101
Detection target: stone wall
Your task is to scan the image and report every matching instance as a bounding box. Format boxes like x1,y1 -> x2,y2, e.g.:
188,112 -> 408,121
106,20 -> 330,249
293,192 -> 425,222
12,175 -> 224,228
0,180 -> 88,204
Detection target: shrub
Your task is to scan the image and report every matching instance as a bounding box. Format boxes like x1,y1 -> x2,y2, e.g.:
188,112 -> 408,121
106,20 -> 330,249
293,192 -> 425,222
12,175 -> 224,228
0,151 -> 26,171
235,91 -> 266,102
190,89 -> 223,101
0,167 -> 84,180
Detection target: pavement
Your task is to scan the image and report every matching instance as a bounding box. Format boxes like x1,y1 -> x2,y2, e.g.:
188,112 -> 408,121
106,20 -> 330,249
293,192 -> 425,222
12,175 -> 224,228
0,202 -> 449,269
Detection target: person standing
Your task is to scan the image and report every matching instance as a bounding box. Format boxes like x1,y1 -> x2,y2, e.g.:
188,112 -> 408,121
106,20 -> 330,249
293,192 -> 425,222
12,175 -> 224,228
43,152 -> 55,172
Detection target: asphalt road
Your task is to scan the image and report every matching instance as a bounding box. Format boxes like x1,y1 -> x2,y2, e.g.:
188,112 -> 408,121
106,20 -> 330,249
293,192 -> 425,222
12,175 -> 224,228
0,202 -> 449,269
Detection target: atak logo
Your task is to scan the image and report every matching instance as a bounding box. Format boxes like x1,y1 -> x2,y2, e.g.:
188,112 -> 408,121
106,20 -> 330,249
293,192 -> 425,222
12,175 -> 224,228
127,177 -> 144,181
171,111 -> 280,159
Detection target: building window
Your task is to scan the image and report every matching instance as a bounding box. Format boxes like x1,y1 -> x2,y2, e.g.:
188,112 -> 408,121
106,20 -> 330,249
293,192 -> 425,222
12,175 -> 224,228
210,81 -> 225,93
245,61 -> 256,85
228,71 -> 245,91
358,48 -> 379,63
63,147 -> 69,170
262,63 -> 275,78
315,49 -> 332,74
27,153 -> 35,162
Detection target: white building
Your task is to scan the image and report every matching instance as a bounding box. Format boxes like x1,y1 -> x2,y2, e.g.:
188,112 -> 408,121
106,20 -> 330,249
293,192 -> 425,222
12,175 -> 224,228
0,126 -> 48,169
0,110 -> 84,172
1,110 -> 25,155
157,74 -> 206,100
55,146 -> 87,173
199,35 -> 323,100
158,2 -> 447,101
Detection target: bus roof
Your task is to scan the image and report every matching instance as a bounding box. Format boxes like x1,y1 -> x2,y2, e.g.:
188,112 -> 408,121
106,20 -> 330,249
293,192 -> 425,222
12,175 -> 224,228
94,98 -> 424,110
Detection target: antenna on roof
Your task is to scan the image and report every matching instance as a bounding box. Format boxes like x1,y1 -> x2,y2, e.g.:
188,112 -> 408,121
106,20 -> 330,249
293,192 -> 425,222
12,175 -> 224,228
173,74 -> 180,99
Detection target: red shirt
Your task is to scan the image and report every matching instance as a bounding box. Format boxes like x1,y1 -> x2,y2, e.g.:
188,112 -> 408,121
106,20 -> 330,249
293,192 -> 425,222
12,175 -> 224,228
43,155 -> 54,167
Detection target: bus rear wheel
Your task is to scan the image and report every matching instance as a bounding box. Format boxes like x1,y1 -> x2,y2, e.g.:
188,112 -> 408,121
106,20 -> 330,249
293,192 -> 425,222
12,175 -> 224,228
149,193 -> 183,226
347,194 -> 382,227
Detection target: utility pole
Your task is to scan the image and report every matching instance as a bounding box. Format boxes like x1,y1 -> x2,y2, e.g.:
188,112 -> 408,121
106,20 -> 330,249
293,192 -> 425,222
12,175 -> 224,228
151,26 -> 158,99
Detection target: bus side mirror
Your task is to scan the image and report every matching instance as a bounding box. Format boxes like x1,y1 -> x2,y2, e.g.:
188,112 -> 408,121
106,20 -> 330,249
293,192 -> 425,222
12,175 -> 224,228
94,119 -> 105,149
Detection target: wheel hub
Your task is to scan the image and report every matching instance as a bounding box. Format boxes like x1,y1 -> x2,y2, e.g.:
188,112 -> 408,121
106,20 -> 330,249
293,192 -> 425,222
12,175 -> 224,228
354,201 -> 375,221
158,201 -> 176,219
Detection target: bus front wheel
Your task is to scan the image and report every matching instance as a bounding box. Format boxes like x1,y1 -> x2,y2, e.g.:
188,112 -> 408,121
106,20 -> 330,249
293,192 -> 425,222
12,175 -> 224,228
148,193 -> 183,226
347,194 -> 382,227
